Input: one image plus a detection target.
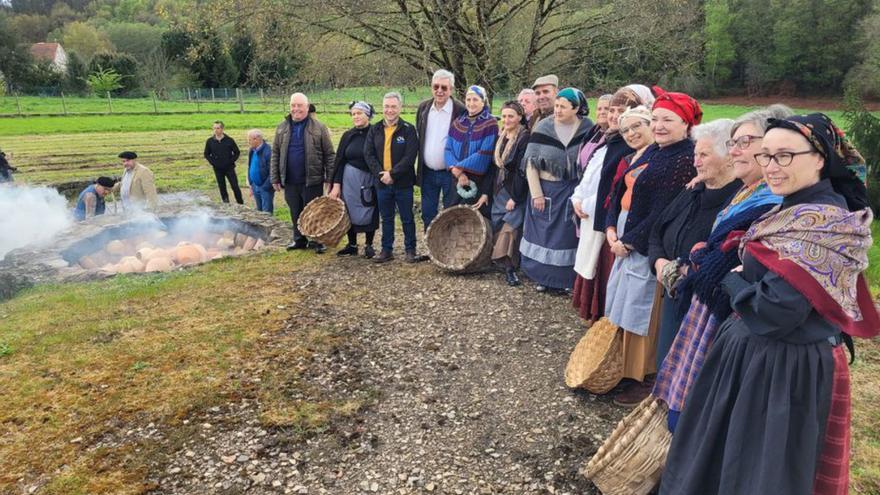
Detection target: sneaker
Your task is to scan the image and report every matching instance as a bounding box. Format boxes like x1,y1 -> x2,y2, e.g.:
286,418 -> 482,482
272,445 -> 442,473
286,240 -> 308,250
412,254 -> 430,263
404,250 -> 419,263
535,285 -> 547,293
363,245 -> 376,259
613,378 -> 655,408
373,250 -> 393,263
505,269 -> 521,286
336,244 -> 358,256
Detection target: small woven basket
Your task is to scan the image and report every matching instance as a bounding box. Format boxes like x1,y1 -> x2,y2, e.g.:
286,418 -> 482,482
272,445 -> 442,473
425,205 -> 493,273
297,196 -> 351,247
583,397 -> 672,495
564,317 -> 624,394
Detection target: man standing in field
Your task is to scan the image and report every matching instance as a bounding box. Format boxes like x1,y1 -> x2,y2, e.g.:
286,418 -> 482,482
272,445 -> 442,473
270,93 -> 336,253
114,151 -> 158,212
530,74 -> 559,130
203,120 -> 244,204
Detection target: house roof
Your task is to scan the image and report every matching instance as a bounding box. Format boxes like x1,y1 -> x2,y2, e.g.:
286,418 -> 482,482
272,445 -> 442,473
30,43 -> 62,62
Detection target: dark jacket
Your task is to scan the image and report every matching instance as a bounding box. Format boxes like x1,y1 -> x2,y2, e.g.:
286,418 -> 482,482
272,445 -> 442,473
592,133 -> 635,232
248,142 -> 273,190
332,126 -> 371,183
606,138 -> 696,255
364,118 -> 419,189
270,114 -> 336,187
415,97 -> 466,186
496,129 -> 530,204
647,179 -> 742,273
204,134 -> 240,169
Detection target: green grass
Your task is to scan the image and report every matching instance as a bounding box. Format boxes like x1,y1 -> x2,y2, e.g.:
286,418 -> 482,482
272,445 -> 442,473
869,221 -> 880,296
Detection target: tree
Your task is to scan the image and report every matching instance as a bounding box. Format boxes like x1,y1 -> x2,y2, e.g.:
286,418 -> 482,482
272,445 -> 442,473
230,33 -> 254,86
7,13 -> 53,43
58,21 -> 114,64
101,22 -> 165,62
703,0 -> 735,87
62,49 -> 89,94
0,13 -> 35,91
90,52 -> 140,94
86,67 -> 123,95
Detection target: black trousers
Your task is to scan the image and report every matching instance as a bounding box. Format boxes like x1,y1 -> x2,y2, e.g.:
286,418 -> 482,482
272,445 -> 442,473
213,166 -> 244,204
283,182 -> 323,242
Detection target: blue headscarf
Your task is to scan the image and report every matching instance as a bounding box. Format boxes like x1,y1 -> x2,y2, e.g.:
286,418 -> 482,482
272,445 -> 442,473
557,87 -> 589,117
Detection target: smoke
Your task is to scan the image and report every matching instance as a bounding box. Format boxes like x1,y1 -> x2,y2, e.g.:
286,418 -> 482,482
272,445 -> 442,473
0,185 -> 73,259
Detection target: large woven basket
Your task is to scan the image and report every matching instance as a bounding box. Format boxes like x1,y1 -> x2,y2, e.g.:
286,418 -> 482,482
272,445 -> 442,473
564,317 -> 623,394
583,397 -> 672,495
297,196 -> 351,247
425,205 -> 493,273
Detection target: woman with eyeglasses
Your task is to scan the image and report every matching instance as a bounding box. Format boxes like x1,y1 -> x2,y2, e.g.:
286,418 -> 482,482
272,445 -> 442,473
661,113 -> 878,495
603,87 -> 701,407
646,118 -> 741,371
651,104 -> 792,431
571,85 -> 653,322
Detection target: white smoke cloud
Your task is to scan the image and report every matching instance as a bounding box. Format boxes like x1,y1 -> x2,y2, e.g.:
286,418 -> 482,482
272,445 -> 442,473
0,185 -> 73,259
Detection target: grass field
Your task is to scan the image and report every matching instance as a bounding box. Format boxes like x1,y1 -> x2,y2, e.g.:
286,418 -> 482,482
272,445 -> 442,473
1,101 -> 880,493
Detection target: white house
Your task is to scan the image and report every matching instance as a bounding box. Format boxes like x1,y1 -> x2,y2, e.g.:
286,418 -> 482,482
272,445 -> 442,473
30,43 -> 69,73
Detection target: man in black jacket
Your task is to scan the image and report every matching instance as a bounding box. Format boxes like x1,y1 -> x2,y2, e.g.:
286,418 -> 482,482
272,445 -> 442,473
364,92 -> 419,263
204,120 -> 244,204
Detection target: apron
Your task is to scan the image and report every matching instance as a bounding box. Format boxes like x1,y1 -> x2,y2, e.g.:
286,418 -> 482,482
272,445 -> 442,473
342,164 -> 377,226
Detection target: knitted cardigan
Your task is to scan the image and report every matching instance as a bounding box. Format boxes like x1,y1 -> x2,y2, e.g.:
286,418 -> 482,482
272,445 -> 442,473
444,107 -> 499,176
521,116 -> 593,181
591,132 -> 634,232
606,138 -> 696,255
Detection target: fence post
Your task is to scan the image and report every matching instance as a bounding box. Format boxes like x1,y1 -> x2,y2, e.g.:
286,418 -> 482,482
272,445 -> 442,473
237,88 -> 244,113
107,91 -> 113,114
196,91 -> 201,113
151,91 -> 158,114
211,88 -> 215,102
15,92 -> 22,117
224,88 -> 229,99
186,88 -> 191,101
60,91 -> 68,115
259,88 -> 264,102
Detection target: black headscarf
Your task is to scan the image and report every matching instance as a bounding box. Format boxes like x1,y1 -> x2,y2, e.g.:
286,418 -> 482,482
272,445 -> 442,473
766,113 -> 869,212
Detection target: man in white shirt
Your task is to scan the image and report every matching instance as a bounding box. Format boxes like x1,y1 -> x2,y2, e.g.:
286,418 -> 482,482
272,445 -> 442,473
415,69 -> 466,231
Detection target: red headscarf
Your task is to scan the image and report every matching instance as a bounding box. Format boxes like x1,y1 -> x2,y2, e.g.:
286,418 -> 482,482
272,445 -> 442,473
652,85 -> 703,127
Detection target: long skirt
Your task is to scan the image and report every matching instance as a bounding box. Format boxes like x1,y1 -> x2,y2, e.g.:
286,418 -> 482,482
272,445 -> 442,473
571,242 -> 614,321
519,179 -> 578,289
660,317 -> 847,495
342,164 -> 379,233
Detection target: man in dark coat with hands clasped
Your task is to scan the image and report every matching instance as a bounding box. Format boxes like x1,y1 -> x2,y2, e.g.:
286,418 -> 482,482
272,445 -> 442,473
204,120 -> 244,204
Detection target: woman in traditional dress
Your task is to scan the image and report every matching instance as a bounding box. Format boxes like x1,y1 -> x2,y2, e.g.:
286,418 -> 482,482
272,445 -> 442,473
519,88 -> 593,292
330,101 -> 379,258
490,101 -> 530,286
571,85 -> 654,321
647,118 -> 741,370
661,113 -> 879,495
652,104 -> 792,431
603,87 -> 701,406
445,85 -> 499,218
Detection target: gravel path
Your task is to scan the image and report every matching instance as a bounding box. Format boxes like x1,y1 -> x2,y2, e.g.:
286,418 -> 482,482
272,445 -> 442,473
147,249 -> 626,494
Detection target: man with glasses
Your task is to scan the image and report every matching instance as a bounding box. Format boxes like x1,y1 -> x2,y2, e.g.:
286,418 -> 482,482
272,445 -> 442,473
416,69 -> 466,235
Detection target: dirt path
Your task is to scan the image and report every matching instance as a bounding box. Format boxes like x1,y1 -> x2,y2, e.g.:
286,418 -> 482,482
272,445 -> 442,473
147,250 -> 624,494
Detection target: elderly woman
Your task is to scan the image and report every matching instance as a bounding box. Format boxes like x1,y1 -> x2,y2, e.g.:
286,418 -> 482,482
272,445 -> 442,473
661,113 -> 878,495
329,101 -> 379,258
571,85 -> 653,321
604,87 -> 701,406
519,88 -> 593,292
647,119 -> 741,369
490,101 -> 530,286
445,85 -> 499,218
652,104 -> 792,430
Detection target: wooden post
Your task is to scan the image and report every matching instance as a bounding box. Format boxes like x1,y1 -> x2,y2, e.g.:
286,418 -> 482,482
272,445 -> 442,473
15,92 -> 22,116
186,88 -> 191,101
60,91 -> 68,115
196,92 -> 201,113
211,88 -> 215,102
151,91 -> 158,114
224,88 -> 229,99
107,91 -> 113,113
237,88 -> 244,113
259,88 -> 264,102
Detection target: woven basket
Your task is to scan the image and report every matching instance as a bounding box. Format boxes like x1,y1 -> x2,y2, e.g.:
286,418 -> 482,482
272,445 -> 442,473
297,196 -> 351,247
583,397 -> 672,495
425,205 -> 493,273
564,317 -> 624,394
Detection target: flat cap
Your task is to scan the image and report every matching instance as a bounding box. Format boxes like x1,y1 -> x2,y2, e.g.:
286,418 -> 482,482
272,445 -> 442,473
531,74 -> 559,89
118,151 -> 138,159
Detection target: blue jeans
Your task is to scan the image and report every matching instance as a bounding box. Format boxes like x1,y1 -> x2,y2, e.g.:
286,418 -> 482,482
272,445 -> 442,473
420,167 -> 454,230
377,186 -> 416,253
252,186 -> 275,214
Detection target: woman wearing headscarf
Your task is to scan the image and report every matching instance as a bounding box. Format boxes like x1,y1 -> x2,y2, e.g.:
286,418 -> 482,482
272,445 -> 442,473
490,101 -> 530,286
647,118 -> 741,370
329,101 -> 379,258
661,113 -> 879,495
603,87 -> 701,406
445,85 -> 499,218
519,87 -> 593,292
571,85 -> 653,321
652,104 -> 792,431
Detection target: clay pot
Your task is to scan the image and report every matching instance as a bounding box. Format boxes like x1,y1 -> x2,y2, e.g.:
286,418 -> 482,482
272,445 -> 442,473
205,248 -> 223,260
234,233 -> 248,248
175,245 -> 202,265
192,243 -> 209,262
136,247 -> 156,261
253,238 -> 265,250
243,236 -> 257,251
116,256 -> 145,274
144,257 -> 174,272
106,240 -> 126,256
216,238 -> 234,250
79,255 -> 98,269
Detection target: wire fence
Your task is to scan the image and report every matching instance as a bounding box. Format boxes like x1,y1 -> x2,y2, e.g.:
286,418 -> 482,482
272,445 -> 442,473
0,87 -> 518,117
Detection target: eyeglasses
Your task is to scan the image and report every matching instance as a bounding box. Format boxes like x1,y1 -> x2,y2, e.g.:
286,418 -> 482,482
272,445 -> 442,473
432,84 -> 449,91
754,150 -> 816,167
619,121 -> 644,135
725,134 -> 762,150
